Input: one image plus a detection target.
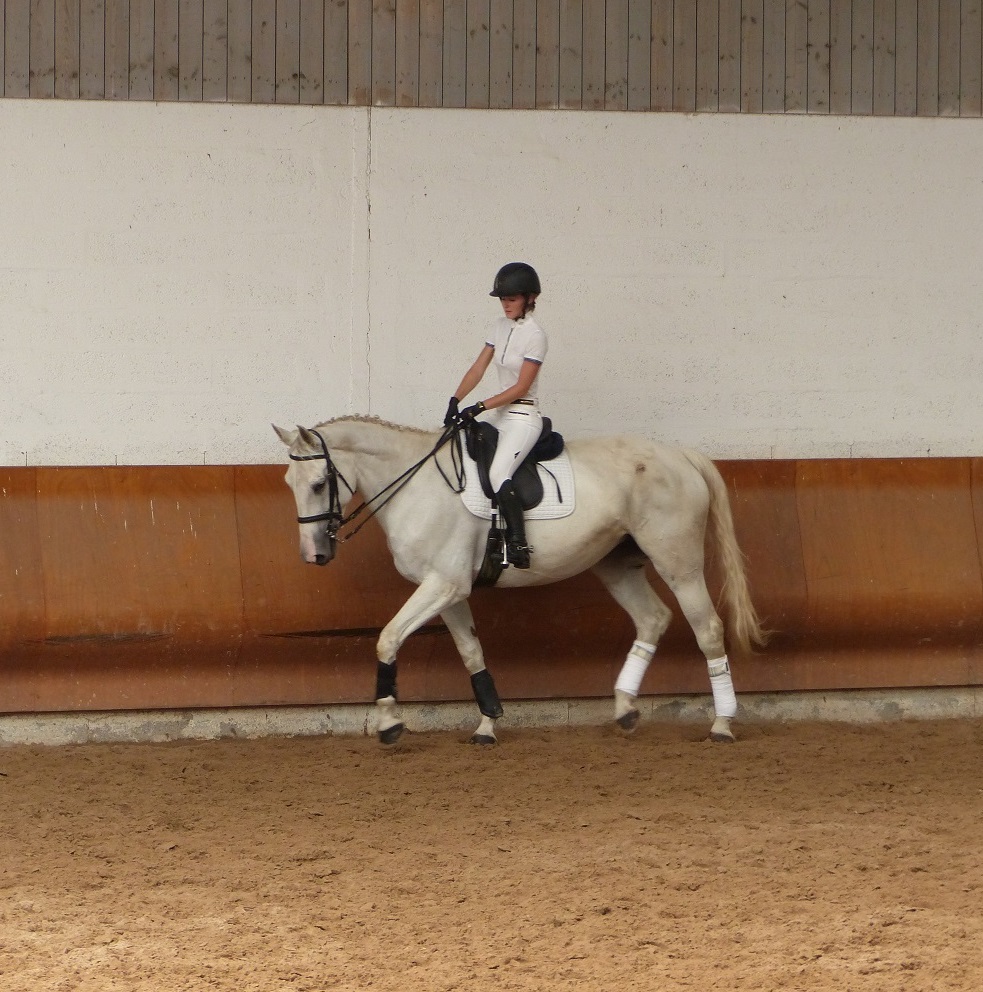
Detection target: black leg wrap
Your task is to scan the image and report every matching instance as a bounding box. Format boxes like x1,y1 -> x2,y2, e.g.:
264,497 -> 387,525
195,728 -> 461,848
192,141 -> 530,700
375,661 -> 397,700
470,669 -> 504,719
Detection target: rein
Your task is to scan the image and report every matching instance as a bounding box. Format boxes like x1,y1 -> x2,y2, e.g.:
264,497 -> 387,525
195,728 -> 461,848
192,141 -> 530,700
289,424 -> 466,544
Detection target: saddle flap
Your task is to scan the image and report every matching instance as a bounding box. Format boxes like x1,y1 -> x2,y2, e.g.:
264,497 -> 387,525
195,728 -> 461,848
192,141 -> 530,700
464,420 -> 564,509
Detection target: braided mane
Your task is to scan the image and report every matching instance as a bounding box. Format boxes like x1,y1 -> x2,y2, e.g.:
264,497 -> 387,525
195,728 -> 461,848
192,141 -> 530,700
313,414 -> 433,437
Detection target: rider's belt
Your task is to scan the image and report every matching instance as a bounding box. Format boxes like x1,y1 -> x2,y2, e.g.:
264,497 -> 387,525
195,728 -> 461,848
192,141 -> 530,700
512,399 -> 535,406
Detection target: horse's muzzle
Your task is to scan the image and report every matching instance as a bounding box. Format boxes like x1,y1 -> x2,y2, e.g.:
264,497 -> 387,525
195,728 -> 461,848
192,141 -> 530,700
301,535 -> 336,566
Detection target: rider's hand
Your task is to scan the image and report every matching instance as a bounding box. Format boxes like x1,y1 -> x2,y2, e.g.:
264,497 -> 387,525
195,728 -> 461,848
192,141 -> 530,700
459,401 -> 486,424
443,396 -> 460,426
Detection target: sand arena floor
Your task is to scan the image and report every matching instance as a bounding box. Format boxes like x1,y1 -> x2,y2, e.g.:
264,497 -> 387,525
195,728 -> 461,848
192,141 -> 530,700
2,717 -> 982,991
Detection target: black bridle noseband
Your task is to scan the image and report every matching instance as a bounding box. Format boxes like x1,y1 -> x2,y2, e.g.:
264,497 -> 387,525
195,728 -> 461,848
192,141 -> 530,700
288,429 -> 350,538
289,424 -> 465,545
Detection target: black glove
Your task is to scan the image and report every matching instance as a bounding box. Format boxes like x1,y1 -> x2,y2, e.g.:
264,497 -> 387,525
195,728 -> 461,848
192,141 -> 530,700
443,396 -> 460,426
458,401 -> 486,424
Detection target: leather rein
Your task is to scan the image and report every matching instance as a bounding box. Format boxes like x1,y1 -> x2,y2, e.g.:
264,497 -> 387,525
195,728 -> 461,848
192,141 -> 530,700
289,425 -> 466,544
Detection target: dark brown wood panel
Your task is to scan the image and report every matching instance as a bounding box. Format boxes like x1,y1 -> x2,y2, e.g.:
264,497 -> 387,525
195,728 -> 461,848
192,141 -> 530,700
671,0 -> 695,110
558,0 -> 583,109
0,0 -> 5,95
227,1 -> 252,101
251,0 -> 277,103
395,0 -> 420,106
1,1 -> 981,115
829,0 -> 852,113
275,0 -> 301,104
970,457 -> 983,685
0,469 -> 45,672
202,0 -> 229,101
717,0 -> 741,111
852,0 -> 874,114
2,457 -> 983,714
512,0 -> 536,109
348,0 -> 372,105
796,459 -> 983,639
761,0 -> 786,111
961,0 -> 983,116
740,0 -> 764,112
4,0 -> 30,97
651,0 -> 673,110
605,0 -> 629,110
872,0 -> 897,114
695,0 -> 719,111
715,460 -> 808,635
104,0 -> 129,98
36,466 -> 244,644
785,0 -> 809,111
154,0 -> 180,101
30,0 -> 56,97
129,0 -> 155,100
536,0 -> 560,109
54,0 -> 81,98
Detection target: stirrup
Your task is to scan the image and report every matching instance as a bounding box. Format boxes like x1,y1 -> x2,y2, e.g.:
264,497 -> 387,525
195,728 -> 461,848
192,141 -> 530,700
505,542 -> 532,569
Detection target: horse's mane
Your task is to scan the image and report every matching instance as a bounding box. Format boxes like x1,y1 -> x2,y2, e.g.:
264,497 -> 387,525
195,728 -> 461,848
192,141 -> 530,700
312,414 -> 433,437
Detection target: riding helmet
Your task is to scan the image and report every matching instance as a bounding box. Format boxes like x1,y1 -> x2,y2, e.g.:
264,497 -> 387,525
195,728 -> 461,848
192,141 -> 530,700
489,262 -> 541,298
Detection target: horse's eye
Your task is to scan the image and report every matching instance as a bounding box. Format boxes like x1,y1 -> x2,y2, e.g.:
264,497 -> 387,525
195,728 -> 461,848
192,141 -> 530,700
311,480 -> 326,495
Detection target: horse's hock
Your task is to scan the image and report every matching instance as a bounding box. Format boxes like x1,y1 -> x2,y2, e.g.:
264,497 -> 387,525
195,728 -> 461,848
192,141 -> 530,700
2,458 -> 982,715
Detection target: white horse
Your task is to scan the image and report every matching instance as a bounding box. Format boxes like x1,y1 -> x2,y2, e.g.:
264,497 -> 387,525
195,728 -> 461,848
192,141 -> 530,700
274,416 -> 767,745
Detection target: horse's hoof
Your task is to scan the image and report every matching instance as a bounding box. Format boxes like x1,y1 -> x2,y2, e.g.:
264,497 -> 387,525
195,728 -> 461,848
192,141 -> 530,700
378,723 -> 405,745
709,730 -> 736,744
616,710 -> 640,732
469,733 -> 497,746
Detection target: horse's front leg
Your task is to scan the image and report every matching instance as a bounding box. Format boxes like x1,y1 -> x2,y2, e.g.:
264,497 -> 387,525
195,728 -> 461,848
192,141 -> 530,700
374,574 -> 466,744
440,599 -> 503,745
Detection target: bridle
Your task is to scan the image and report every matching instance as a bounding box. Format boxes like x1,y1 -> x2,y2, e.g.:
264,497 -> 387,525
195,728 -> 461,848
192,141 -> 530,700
289,429 -> 350,540
289,425 -> 465,546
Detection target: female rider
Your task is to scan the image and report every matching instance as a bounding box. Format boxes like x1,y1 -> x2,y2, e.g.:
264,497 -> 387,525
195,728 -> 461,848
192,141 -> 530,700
444,262 -> 547,570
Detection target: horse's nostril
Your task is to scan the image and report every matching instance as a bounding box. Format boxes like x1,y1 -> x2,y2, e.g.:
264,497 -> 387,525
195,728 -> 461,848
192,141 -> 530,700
314,554 -> 329,566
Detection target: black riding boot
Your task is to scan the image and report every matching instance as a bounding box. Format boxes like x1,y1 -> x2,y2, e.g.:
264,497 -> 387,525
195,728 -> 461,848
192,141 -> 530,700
495,480 -> 531,569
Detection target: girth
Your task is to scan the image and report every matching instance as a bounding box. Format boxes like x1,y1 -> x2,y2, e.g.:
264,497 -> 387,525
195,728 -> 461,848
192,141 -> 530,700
464,418 -> 564,510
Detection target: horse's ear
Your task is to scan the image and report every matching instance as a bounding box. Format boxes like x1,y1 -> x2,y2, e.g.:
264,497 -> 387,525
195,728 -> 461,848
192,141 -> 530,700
273,424 -> 297,447
297,425 -> 321,449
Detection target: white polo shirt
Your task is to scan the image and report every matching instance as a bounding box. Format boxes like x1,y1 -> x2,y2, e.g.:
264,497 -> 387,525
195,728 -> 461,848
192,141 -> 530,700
485,315 -> 548,399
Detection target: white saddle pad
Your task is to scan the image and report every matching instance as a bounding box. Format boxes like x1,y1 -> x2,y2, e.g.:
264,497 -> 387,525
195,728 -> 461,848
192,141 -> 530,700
460,449 -> 575,521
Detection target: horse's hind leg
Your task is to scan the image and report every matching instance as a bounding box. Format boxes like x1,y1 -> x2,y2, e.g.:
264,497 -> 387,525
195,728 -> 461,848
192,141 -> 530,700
661,572 -> 737,743
592,550 -> 673,733
440,600 -> 503,745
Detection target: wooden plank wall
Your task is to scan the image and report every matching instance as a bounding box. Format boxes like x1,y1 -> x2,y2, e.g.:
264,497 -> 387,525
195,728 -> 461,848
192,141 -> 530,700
1,1 -> 980,115
2,459 -> 982,714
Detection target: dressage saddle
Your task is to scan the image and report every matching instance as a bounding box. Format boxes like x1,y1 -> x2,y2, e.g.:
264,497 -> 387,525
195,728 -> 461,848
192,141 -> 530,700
464,418 -> 565,510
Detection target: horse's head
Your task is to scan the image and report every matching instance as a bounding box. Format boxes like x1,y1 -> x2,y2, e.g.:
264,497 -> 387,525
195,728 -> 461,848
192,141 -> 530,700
274,424 -> 346,566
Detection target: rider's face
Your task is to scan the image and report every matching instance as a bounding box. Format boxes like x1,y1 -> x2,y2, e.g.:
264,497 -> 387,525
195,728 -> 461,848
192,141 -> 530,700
500,294 -> 532,320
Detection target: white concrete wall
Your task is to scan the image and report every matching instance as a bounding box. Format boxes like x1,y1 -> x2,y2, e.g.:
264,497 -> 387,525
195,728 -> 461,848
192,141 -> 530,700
2,100 -> 981,465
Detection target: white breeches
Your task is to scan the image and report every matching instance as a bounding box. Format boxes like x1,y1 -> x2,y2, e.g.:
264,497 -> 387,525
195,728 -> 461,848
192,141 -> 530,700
486,404 -> 544,492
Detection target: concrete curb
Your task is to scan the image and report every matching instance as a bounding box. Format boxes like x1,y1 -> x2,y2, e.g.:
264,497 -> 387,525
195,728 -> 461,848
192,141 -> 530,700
1,687 -> 980,746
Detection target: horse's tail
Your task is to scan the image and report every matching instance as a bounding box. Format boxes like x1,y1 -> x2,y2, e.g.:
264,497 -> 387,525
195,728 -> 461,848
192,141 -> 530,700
683,450 -> 769,654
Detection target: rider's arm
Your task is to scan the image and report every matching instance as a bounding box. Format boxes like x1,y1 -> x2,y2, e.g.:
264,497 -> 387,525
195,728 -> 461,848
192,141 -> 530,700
453,344 -> 495,401
478,358 -> 541,411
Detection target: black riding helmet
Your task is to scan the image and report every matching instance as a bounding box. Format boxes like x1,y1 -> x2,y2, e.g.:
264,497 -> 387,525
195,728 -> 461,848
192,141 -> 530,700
489,262 -> 541,298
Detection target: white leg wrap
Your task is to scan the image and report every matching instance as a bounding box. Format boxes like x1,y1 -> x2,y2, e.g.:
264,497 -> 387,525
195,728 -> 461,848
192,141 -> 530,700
614,640 -> 657,697
707,655 -> 737,719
